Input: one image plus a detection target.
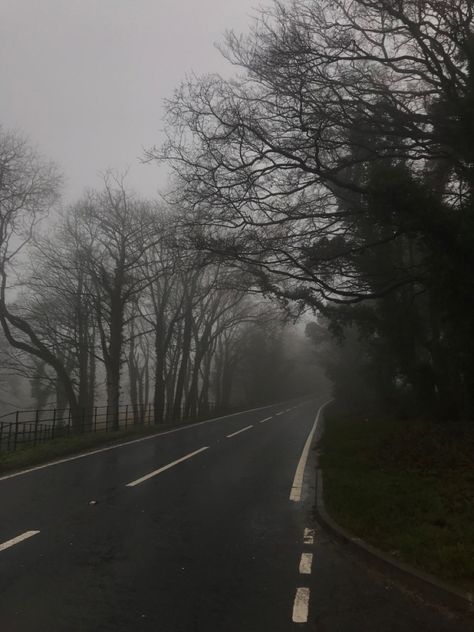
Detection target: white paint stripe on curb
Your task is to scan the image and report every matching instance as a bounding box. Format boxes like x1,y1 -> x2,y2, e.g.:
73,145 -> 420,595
290,400 -> 332,502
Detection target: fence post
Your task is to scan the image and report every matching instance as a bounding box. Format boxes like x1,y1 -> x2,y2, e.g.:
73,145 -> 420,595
125,405 -> 128,430
0,421 -> 3,452
7,423 -> 11,451
34,409 -> 39,445
148,403 -> 152,426
106,406 -> 109,432
13,411 -> 19,451
52,409 -> 56,440
94,407 -> 98,432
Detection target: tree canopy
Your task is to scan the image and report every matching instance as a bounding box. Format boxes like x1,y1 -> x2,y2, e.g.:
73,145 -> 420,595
152,0 -> 474,420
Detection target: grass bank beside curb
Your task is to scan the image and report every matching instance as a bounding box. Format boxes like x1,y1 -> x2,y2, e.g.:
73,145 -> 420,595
318,404 -> 474,597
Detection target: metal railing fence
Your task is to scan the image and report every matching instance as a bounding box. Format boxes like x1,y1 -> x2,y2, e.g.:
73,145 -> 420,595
0,401 -> 219,453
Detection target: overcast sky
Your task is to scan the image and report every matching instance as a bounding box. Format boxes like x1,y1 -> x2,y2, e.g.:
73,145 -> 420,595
0,0 -> 260,203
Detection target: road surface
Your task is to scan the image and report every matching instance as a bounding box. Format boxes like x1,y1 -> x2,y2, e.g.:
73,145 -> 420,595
0,400 -> 471,631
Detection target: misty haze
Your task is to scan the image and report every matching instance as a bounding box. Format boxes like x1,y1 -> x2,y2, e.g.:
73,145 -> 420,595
0,1 -> 473,631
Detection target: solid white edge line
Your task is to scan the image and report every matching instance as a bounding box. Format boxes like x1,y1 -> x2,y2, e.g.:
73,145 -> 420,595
259,416 -> 272,424
0,530 -> 40,552
289,400 -> 332,502
299,552 -> 313,575
303,528 -> 315,545
125,446 -> 209,487
226,425 -> 253,438
0,401 -> 292,483
292,587 -> 310,623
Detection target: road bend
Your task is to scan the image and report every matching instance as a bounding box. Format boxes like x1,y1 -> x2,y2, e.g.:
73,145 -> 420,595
0,399 -> 471,631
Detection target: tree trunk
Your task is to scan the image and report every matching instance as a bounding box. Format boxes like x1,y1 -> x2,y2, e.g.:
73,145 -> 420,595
199,348 -> 213,416
105,294 -> 123,431
153,323 -> 166,424
173,306 -> 193,421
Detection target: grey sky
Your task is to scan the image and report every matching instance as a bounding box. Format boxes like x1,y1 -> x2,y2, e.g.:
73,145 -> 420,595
0,0 -> 259,203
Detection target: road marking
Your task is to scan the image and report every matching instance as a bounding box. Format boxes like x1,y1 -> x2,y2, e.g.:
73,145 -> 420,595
0,402 -> 285,484
259,416 -> 272,424
299,552 -> 313,574
0,530 -> 40,553
292,587 -> 310,623
275,411 -> 285,416
125,447 -> 209,487
304,528 -> 314,544
290,400 -> 332,502
226,425 -> 253,438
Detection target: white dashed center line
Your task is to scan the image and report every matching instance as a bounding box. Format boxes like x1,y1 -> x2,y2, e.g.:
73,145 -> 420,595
259,417 -> 272,424
299,552 -> 313,575
226,425 -> 253,438
303,528 -> 314,545
0,530 -> 40,553
126,446 -> 209,487
292,587 -> 310,623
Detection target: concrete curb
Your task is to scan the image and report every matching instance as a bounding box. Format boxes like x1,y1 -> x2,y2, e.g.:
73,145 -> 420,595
314,411 -> 474,617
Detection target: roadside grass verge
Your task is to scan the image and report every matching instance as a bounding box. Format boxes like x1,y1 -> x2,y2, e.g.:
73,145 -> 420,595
0,424 -> 174,475
0,400 -> 277,476
319,405 -> 474,593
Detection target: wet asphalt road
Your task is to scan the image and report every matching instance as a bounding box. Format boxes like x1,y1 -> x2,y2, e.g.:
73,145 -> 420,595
0,399 -> 472,631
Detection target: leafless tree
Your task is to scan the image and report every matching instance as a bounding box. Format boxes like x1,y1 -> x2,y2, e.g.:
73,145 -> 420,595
0,127 -> 323,424
0,128 -> 82,415
151,0 -> 473,303
70,175 -> 158,429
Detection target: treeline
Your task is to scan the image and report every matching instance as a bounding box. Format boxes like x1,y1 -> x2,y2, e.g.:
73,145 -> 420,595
0,135 -> 321,424
156,0 -> 474,422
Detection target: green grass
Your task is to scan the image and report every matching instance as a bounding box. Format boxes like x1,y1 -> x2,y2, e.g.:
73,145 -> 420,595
0,423 -> 180,475
0,404 -> 246,475
319,406 -> 474,593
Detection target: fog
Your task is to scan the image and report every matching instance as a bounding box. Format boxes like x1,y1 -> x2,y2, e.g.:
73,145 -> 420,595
0,0 -> 326,431
0,0 -> 259,201
1,3 -> 472,628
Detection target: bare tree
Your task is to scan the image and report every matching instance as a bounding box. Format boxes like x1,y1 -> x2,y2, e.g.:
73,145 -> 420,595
0,126 -> 322,427
0,128 -> 84,416
151,0 -> 474,419
152,0 -> 472,298
25,221 -> 98,422
71,175 -> 158,429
